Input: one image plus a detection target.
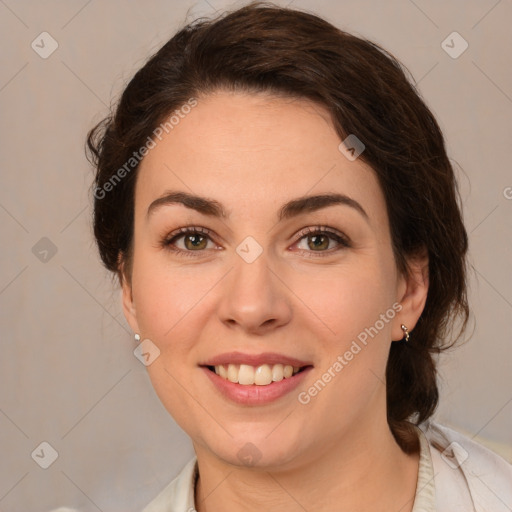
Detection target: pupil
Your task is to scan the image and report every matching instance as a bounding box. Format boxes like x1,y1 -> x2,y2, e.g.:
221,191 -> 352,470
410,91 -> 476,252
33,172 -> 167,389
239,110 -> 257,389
187,234 -> 204,249
310,235 -> 327,250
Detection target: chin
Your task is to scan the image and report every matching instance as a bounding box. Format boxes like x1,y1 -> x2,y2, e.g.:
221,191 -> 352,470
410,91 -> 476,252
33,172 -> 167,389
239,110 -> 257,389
204,429 -> 305,470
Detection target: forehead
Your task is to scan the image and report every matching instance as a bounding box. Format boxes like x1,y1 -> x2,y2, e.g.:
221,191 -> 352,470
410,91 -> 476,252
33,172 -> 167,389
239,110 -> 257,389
135,91 -> 387,228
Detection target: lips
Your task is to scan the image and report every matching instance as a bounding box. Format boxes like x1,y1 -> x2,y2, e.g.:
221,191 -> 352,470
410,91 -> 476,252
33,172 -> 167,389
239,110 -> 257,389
199,351 -> 313,404
201,365 -> 313,405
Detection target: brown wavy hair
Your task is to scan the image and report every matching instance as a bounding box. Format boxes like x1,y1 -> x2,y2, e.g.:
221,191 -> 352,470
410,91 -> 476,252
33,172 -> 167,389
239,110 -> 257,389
86,1 -> 470,454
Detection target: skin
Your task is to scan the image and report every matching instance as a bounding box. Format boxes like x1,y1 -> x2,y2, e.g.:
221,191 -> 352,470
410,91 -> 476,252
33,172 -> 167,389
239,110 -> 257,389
121,91 -> 429,512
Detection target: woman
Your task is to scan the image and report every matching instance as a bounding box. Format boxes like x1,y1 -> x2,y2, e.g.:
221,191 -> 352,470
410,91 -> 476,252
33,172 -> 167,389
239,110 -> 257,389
87,2 -> 512,511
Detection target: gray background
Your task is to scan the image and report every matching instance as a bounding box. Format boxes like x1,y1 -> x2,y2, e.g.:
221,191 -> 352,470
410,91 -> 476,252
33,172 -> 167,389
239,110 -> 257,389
0,0 -> 511,510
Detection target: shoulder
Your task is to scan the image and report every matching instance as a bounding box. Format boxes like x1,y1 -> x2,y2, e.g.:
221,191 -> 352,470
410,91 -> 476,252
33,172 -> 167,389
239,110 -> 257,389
142,456 -> 198,512
418,419 -> 512,512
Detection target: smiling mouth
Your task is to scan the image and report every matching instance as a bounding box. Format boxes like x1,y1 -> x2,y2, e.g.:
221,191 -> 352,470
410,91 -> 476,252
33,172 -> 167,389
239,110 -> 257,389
205,363 -> 311,386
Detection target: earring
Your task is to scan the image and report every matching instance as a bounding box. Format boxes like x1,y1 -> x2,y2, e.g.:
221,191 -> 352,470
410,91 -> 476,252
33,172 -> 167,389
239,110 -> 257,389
400,324 -> 410,342
134,333 -> 141,342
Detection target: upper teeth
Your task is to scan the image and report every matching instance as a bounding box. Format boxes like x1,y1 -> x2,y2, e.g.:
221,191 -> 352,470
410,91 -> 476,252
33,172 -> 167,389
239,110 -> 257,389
214,364 -> 301,386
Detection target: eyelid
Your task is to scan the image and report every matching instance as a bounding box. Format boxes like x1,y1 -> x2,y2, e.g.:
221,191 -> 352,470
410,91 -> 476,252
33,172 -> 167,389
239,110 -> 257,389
166,225 -> 213,238
293,225 -> 350,244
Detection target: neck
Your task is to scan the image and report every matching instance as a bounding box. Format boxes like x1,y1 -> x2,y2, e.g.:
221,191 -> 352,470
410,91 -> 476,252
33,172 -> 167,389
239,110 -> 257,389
193,418 -> 420,512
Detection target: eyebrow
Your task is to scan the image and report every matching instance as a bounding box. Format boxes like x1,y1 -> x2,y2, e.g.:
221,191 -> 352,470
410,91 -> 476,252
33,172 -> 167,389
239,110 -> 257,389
146,190 -> 369,223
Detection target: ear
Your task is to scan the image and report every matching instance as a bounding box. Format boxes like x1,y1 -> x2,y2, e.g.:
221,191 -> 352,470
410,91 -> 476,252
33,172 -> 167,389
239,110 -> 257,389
392,248 -> 429,341
119,257 -> 140,335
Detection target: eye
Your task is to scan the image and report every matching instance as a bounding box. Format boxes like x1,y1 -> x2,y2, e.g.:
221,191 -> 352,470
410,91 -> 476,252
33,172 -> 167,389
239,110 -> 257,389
160,225 -> 351,258
161,226 -> 218,257
293,226 -> 351,257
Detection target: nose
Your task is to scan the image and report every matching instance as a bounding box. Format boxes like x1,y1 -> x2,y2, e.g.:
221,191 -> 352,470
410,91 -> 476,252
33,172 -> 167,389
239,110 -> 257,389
216,249 -> 293,335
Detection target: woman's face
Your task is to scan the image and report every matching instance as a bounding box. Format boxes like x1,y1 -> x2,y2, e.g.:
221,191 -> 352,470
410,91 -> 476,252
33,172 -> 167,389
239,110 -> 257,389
122,91 -> 426,468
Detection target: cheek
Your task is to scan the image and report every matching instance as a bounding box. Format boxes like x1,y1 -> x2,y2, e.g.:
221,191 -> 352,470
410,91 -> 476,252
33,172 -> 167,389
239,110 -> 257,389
129,255 -> 210,426
292,260 -> 397,342
294,266 -> 397,427
131,248 -> 205,334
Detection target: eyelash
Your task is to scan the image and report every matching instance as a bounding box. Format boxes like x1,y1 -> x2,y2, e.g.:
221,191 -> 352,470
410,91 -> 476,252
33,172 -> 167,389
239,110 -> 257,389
160,225 -> 351,258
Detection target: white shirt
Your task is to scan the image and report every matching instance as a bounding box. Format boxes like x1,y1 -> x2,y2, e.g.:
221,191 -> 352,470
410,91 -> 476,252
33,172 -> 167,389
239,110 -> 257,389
142,420 -> 512,511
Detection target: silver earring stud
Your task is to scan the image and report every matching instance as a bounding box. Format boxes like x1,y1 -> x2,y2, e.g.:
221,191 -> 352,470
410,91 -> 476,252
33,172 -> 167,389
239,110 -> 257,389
400,324 -> 410,342
134,333 -> 141,342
